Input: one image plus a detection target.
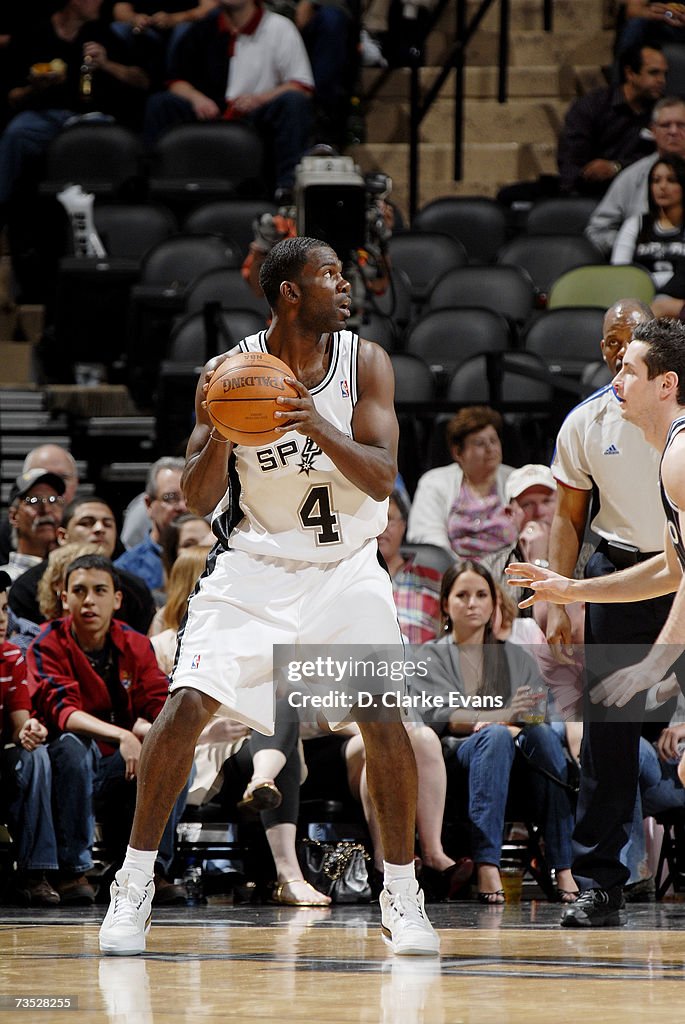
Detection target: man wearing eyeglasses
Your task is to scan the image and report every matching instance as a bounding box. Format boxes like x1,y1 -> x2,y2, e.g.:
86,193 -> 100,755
115,457 -> 188,592
586,95 -> 685,255
0,469 -> 66,583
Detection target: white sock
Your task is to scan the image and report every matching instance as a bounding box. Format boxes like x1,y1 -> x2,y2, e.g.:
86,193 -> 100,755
121,846 -> 157,881
383,860 -> 417,894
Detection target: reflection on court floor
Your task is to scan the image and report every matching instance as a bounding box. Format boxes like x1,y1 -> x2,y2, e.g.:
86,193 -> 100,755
2,901 -> 685,1023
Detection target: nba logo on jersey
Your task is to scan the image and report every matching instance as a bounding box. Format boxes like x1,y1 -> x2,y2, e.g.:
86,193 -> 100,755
340,379 -> 349,399
191,654 -> 201,670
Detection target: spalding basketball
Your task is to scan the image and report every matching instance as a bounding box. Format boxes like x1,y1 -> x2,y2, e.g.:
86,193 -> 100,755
206,351 -> 298,445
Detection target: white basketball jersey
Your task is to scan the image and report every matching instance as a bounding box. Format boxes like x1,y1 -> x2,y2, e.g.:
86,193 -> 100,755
213,330 -> 389,563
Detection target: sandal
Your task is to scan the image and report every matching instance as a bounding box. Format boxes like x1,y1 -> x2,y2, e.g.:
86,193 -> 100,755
477,890 -> 506,905
555,888 -> 578,904
237,778 -> 282,813
271,879 -> 331,907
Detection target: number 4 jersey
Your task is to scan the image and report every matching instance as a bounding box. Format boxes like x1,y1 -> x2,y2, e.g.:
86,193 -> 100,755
213,330 -> 389,562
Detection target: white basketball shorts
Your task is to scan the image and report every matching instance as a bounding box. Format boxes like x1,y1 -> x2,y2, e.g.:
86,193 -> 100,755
169,540 -> 402,734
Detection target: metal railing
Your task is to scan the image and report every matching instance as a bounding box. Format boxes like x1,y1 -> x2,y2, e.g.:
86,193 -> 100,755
383,0 -> 554,218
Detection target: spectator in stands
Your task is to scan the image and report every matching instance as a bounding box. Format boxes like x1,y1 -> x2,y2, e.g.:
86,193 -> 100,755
0,0 -> 150,227
483,464 -> 557,604
0,571 -> 60,907
416,561 -> 578,905
115,457 -> 187,593
29,554 -> 188,905
0,444 -> 79,566
150,546 -> 210,666
377,489 -> 443,644
616,2 -> 685,55
37,542 -> 102,619
612,155 -> 685,307
558,44 -> 665,198
24,445 -> 79,506
586,95 -> 685,255
112,0 -> 219,69
142,0 -> 315,199
9,497 -> 156,635
160,512 -> 214,576
406,406 -> 516,560
0,469 -> 66,583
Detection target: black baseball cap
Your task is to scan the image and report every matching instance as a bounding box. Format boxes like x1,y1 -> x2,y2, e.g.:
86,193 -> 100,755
0,570 -> 12,592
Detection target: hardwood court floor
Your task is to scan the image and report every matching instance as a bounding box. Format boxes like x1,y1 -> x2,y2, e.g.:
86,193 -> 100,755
2,899 -> 685,1024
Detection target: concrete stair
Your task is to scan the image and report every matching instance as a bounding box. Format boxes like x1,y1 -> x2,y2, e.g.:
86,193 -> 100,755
356,0 -> 615,216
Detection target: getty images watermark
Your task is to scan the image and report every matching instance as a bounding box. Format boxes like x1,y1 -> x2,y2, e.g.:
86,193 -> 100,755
272,643 -> 683,725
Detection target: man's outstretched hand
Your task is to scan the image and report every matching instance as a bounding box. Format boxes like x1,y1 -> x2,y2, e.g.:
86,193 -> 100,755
505,562 -> 577,609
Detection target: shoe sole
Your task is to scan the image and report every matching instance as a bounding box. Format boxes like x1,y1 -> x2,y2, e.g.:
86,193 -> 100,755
99,916 -> 152,956
560,911 -> 623,928
381,927 -> 440,956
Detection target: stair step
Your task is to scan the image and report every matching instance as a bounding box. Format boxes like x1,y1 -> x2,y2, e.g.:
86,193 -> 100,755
361,62 -> 604,101
366,97 -> 568,144
426,28 -> 613,67
354,140 -> 557,209
462,0 -> 610,32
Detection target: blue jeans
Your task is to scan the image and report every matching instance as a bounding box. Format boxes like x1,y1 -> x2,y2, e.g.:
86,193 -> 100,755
451,724 -> 516,865
638,736 -> 685,817
0,109 -> 74,205
516,724 -> 575,870
1,744 -> 58,872
48,733 -> 188,875
300,6 -> 352,104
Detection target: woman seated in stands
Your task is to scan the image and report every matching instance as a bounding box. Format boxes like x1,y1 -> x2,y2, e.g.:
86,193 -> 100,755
151,546 -> 330,906
377,489 -> 443,644
413,560 -> 578,904
406,406 -> 517,561
612,155 -> 685,316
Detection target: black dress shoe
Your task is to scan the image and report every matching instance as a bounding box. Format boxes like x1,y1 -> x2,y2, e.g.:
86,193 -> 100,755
560,887 -> 624,927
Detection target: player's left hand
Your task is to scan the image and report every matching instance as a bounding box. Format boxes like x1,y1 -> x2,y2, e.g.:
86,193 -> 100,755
505,562 -> 577,608
275,377 -> 326,436
589,659 -> 659,708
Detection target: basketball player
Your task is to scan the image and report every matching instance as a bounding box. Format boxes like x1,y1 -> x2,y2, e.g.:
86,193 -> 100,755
506,317 -> 685,915
100,237 -> 439,957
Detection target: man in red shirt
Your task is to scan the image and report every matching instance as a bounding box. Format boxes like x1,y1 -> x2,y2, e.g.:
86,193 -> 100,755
0,570 -> 60,906
29,554 -> 186,904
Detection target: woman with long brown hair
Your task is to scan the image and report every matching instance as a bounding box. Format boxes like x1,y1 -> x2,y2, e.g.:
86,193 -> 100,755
414,560 -> 577,904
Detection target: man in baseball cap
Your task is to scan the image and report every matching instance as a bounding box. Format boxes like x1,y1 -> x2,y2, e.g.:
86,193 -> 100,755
1,469 -> 66,582
504,464 -> 557,532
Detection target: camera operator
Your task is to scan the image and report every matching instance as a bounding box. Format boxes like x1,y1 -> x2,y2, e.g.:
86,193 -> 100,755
241,147 -> 395,325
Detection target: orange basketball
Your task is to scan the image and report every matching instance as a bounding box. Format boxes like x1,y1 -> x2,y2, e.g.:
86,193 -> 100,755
206,351 -> 298,445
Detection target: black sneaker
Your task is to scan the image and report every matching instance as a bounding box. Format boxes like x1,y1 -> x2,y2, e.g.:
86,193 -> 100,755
560,887 -> 624,928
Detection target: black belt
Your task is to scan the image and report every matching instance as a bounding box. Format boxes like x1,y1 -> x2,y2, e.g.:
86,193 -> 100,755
597,539 -> 660,570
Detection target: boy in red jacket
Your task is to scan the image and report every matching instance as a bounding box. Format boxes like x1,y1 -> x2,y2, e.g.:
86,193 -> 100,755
29,554 -> 187,904
0,570 -> 59,905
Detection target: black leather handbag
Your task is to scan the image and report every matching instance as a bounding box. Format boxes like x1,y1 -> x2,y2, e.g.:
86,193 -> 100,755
300,838 -> 372,903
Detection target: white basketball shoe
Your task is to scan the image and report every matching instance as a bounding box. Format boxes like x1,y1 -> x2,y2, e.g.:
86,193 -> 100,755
99,870 -> 155,956
379,880 -> 441,956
